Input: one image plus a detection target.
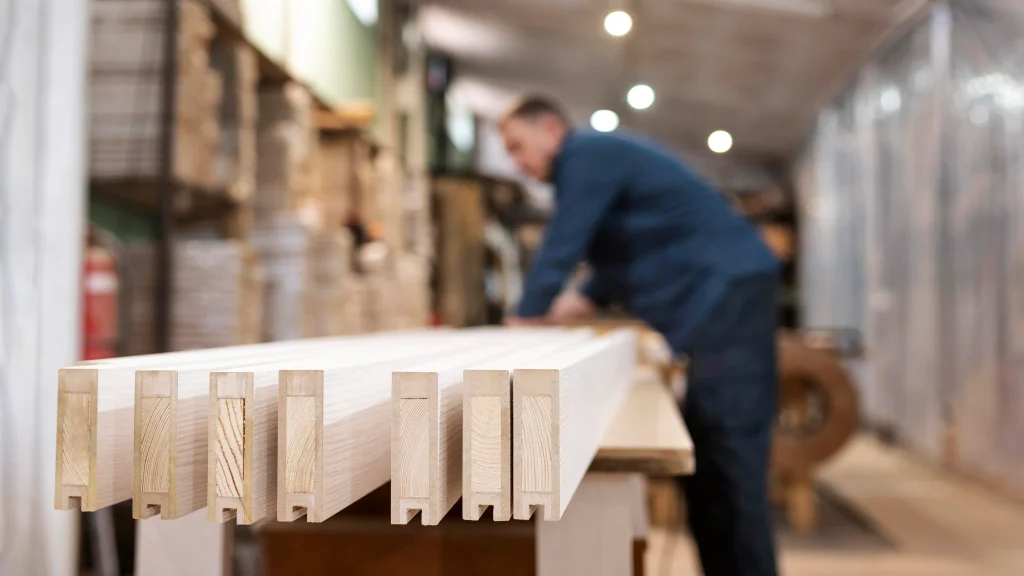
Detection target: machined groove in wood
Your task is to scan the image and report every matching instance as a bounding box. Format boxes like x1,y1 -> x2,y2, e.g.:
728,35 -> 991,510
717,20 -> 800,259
277,335 -> 555,525
513,330 -> 638,521
461,329 -> 597,522
392,336 -> 601,526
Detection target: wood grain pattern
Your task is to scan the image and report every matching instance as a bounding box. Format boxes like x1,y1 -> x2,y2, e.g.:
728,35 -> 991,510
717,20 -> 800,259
593,367 -> 695,476
460,329 -> 597,522
215,399 -> 244,498
285,396 -> 317,494
279,332 -> 569,524
469,397 -> 502,493
399,399 -> 431,497
55,367 -> 133,512
138,398 -> 172,493
59,393 -> 92,487
513,330 -> 637,521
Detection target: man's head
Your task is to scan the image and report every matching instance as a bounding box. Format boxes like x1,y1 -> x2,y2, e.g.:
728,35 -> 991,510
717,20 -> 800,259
499,95 -> 570,182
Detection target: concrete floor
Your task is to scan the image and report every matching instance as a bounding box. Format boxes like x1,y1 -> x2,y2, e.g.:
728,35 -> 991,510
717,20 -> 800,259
647,436 -> 1024,575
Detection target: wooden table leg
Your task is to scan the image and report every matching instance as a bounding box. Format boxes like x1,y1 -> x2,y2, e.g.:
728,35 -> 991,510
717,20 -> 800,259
136,509 -> 234,576
535,472 -> 647,576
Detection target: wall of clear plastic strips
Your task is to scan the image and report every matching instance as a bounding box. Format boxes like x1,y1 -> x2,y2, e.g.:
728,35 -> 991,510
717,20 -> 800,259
797,0 -> 1024,484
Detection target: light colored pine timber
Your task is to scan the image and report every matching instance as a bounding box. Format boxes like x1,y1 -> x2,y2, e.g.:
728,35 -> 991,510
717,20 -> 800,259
277,335 -> 528,523
55,367 -> 134,511
461,329 -> 596,521
134,333 -> 473,521
391,335 -> 598,526
513,329 -> 637,521
593,366 -> 695,476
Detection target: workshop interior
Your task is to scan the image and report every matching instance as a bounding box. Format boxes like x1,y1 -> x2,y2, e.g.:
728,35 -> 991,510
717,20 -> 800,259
4,0 -> 1024,575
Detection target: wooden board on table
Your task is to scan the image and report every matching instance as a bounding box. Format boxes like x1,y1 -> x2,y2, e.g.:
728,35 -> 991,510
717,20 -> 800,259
55,367 -> 134,511
275,339 -> 476,523
281,329 -> 591,524
513,330 -> 637,521
591,366 -> 695,476
461,330 -> 596,522
391,333 -> 599,526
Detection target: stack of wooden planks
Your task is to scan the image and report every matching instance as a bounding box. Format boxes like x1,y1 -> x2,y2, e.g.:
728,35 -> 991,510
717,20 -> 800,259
122,241 -> 264,355
254,83 -> 317,218
55,327 -> 676,531
209,42 -> 259,204
305,229 -> 358,337
251,217 -> 315,342
89,0 -> 221,187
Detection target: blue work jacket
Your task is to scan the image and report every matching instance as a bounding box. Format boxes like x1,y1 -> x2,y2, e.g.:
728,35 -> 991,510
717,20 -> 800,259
517,129 -> 779,353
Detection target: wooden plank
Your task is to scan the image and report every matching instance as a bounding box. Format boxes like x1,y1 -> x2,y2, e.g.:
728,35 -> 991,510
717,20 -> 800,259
198,332 -> 503,523
391,334 -> 600,526
461,330 -> 596,521
273,329 -> 589,524
55,367 -> 134,511
591,366 -> 695,476
513,330 -> 637,521
279,338 -> 514,523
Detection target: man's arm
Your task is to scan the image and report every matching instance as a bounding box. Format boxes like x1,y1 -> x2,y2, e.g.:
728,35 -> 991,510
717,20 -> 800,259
517,149 -> 621,317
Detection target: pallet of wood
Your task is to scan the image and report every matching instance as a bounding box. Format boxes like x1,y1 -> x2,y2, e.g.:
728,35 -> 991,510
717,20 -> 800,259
209,41 -> 258,203
318,131 -> 375,227
89,0 -> 221,188
254,83 -> 317,217
122,240 -> 263,355
305,229 -> 356,337
251,216 -> 315,342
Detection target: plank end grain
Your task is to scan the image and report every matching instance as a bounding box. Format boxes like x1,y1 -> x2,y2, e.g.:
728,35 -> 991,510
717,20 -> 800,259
463,368 -> 511,521
134,370 -> 176,520
513,368 -> 560,521
209,372 -> 255,523
391,371 -> 439,525
55,368 -> 98,510
279,370 -> 322,522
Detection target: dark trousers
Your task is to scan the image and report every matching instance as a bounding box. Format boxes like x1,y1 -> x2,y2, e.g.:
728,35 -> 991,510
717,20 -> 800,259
679,274 -> 779,576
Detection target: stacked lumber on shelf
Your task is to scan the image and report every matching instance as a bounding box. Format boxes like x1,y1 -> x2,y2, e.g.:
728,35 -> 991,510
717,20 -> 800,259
305,230 -> 357,337
209,42 -> 259,203
122,241 -> 263,354
89,0 -> 221,187
251,217 -> 315,342
318,131 -> 375,227
254,83 -> 317,218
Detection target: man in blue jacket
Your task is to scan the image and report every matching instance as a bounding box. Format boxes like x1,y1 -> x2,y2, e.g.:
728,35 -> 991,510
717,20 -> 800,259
502,96 -> 780,576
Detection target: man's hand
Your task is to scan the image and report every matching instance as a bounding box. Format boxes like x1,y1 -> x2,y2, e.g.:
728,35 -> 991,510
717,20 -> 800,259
548,291 -> 596,323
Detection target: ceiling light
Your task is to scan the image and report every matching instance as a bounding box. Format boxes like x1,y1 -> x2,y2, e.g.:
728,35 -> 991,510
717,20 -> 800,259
708,130 -> 733,154
590,110 -> 620,132
627,85 -> 655,110
604,11 -> 632,36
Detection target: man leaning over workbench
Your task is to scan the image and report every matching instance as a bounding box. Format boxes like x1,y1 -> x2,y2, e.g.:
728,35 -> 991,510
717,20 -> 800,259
502,95 -> 781,576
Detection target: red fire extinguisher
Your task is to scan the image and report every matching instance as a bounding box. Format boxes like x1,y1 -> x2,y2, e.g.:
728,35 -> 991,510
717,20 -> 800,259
83,233 -> 120,361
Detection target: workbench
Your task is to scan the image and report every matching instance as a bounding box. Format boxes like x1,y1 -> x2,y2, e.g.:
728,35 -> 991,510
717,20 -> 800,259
135,367 -> 694,576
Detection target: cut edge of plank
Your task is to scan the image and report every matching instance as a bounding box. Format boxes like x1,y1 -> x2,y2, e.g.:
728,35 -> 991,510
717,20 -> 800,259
513,368 -> 560,521
279,370 -> 323,522
55,368 -> 99,511
463,368 -> 511,521
208,372 -> 254,523
134,370 -> 177,520
391,371 -> 438,525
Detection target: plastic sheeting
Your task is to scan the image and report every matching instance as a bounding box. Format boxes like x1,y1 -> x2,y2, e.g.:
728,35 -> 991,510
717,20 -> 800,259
798,0 -> 1024,482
